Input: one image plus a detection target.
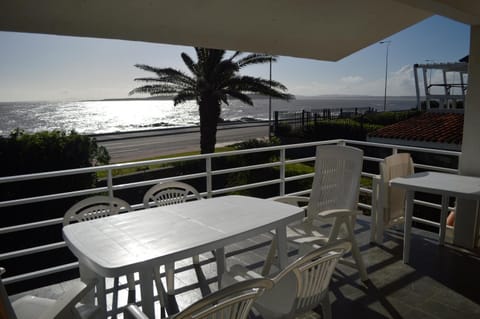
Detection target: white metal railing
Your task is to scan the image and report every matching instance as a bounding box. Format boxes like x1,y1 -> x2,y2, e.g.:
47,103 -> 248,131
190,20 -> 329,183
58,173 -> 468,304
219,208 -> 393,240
0,139 -> 460,287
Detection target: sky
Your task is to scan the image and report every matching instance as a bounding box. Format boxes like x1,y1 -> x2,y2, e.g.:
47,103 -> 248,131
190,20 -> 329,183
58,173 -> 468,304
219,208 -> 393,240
0,15 -> 471,102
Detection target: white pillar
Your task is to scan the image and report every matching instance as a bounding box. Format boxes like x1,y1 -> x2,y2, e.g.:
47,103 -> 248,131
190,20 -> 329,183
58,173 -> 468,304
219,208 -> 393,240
455,25 -> 480,249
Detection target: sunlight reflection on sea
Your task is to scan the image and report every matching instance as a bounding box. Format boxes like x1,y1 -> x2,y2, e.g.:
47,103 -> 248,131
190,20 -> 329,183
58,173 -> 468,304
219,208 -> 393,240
0,96 -> 417,135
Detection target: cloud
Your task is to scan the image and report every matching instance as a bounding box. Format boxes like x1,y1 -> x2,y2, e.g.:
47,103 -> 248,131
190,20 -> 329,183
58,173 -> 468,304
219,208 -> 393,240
340,75 -> 363,83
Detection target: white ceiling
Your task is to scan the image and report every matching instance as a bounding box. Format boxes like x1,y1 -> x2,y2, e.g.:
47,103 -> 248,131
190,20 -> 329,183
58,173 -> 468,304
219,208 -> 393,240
0,0 -> 478,61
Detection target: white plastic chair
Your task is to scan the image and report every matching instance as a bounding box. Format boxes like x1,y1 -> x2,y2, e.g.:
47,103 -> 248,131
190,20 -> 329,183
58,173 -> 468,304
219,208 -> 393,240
124,278 -> 274,319
370,153 -> 414,244
63,196 -> 136,313
142,181 -> 203,316
222,241 -> 351,319
63,195 -> 132,225
262,145 -> 368,281
143,181 -> 202,208
1,267 -> 103,319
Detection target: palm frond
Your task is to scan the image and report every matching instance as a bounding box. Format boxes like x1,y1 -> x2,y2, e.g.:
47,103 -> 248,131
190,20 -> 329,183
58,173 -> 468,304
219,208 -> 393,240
227,76 -> 294,100
174,89 -> 197,105
223,90 -> 253,106
236,53 -> 277,67
181,52 -> 198,75
128,84 -> 179,96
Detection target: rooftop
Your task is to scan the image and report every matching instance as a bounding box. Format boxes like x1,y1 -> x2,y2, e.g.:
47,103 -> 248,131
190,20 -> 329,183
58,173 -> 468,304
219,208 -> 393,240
368,111 -> 464,150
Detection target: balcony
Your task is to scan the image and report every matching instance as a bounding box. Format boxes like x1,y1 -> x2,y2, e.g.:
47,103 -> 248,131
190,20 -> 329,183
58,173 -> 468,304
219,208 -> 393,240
2,139 -> 479,318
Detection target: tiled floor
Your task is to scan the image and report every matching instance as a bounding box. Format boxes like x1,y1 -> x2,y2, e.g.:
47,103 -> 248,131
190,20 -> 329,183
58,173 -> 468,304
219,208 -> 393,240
10,216 -> 480,319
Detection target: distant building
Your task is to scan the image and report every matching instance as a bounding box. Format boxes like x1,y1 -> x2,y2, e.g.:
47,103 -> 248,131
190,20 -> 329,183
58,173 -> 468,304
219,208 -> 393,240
413,56 -> 468,110
367,110 -> 463,151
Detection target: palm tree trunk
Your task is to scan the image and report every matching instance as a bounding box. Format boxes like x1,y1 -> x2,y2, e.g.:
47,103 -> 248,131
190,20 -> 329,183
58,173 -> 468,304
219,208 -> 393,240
198,98 -> 220,154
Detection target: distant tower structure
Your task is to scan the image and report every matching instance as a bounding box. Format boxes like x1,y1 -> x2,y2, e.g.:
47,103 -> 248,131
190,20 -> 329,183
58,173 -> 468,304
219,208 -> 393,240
413,56 -> 468,110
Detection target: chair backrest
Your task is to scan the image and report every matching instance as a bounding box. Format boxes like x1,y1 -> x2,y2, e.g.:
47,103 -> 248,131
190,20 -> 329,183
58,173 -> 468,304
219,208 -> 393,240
174,278 -> 274,319
143,181 -> 201,208
380,153 -> 414,224
63,195 -> 132,226
307,145 -> 363,221
269,241 -> 351,317
1,268 -> 18,319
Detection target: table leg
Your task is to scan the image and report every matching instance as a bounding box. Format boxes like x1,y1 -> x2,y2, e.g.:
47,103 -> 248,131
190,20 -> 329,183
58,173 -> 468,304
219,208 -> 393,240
439,195 -> 449,245
275,226 -> 288,268
163,262 -> 180,315
215,247 -> 226,288
139,267 -> 155,318
403,190 -> 414,264
79,263 -> 106,311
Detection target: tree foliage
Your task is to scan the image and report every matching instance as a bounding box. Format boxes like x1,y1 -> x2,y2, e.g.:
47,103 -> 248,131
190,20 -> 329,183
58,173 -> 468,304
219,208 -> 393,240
130,48 -> 293,153
0,129 -> 110,202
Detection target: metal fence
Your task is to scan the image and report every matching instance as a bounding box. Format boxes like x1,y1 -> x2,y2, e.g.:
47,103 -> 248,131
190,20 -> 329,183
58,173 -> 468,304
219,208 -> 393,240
273,107 -> 376,131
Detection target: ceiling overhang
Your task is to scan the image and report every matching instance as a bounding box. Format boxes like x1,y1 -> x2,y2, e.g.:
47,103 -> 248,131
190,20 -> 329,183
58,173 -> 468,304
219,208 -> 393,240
0,0 -> 433,61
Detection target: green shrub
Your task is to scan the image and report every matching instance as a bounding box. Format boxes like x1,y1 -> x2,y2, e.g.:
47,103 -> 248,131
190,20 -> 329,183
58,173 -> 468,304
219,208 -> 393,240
359,110 -> 422,126
0,129 -> 110,202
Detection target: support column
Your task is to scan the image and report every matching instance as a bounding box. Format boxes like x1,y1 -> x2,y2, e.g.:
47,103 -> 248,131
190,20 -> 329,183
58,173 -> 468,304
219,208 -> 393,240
456,25 -> 480,249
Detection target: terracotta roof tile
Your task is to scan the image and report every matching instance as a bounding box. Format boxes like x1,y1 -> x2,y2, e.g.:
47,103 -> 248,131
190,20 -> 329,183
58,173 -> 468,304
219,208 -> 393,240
368,112 -> 464,145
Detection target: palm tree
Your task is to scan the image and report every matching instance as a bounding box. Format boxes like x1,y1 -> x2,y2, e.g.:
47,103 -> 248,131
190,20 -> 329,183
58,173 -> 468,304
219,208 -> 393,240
129,48 -> 293,154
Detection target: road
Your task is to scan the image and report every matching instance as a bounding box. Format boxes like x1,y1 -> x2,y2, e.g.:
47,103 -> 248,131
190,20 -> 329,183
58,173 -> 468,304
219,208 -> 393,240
95,122 -> 269,163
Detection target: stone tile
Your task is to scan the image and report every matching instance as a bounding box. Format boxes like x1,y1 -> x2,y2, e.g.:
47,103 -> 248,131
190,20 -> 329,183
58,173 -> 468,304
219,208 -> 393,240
10,215 -> 480,319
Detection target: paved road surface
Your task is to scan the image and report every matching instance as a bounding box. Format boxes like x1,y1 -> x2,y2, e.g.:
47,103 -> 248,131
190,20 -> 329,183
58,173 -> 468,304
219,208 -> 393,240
95,122 -> 269,163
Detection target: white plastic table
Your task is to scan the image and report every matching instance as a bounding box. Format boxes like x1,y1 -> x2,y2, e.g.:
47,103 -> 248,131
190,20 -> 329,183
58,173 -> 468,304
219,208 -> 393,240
390,171 -> 480,263
63,195 -> 304,318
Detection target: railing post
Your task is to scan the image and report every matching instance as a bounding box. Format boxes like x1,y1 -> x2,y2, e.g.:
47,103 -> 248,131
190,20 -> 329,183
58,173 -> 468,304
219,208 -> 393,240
280,148 -> 286,196
107,169 -> 114,198
206,157 -> 212,198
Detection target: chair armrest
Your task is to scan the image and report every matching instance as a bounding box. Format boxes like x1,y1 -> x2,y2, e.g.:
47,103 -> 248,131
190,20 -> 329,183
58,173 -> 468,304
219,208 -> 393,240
270,196 -> 309,207
124,304 -> 150,319
317,209 -> 362,219
39,279 -> 98,319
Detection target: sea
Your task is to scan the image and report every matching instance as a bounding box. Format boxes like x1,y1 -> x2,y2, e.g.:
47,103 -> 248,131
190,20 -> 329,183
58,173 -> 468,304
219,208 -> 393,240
0,96 -> 418,136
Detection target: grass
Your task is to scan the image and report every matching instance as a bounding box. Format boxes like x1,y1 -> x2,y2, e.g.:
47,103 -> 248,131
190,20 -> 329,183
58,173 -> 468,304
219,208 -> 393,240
97,146 -> 235,179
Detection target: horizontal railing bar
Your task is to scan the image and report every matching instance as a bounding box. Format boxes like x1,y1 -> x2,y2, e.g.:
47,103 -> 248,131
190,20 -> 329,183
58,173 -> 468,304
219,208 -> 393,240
0,242 -> 67,260
345,139 -> 461,157
0,217 -> 63,235
414,163 -> 458,174
3,262 -> 79,285
284,156 -> 316,165
412,216 -> 440,228
211,161 -> 281,176
211,179 -> 282,196
0,187 -> 109,208
109,172 -> 208,191
284,173 -> 315,182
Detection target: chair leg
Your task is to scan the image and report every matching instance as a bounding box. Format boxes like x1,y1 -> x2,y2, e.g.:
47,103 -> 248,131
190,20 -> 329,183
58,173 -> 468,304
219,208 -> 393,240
112,277 -> 119,319
153,268 -> 167,318
192,255 -> 200,264
126,273 -> 136,303
345,220 -> 368,281
261,236 -> 277,276
320,293 -> 332,319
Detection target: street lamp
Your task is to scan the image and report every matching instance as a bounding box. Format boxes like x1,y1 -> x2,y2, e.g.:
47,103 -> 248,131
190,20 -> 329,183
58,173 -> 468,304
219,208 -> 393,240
380,40 -> 391,112
268,56 -> 272,138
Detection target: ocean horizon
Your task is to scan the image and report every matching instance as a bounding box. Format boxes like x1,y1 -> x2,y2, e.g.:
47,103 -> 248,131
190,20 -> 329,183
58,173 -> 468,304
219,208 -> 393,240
0,96 -> 418,136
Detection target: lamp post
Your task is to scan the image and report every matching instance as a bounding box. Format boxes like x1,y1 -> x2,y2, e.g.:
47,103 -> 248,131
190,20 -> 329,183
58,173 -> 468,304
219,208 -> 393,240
380,40 -> 391,112
268,56 -> 272,138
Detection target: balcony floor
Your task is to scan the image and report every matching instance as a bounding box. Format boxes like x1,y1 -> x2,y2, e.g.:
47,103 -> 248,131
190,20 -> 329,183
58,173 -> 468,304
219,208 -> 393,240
10,216 -> 480,319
